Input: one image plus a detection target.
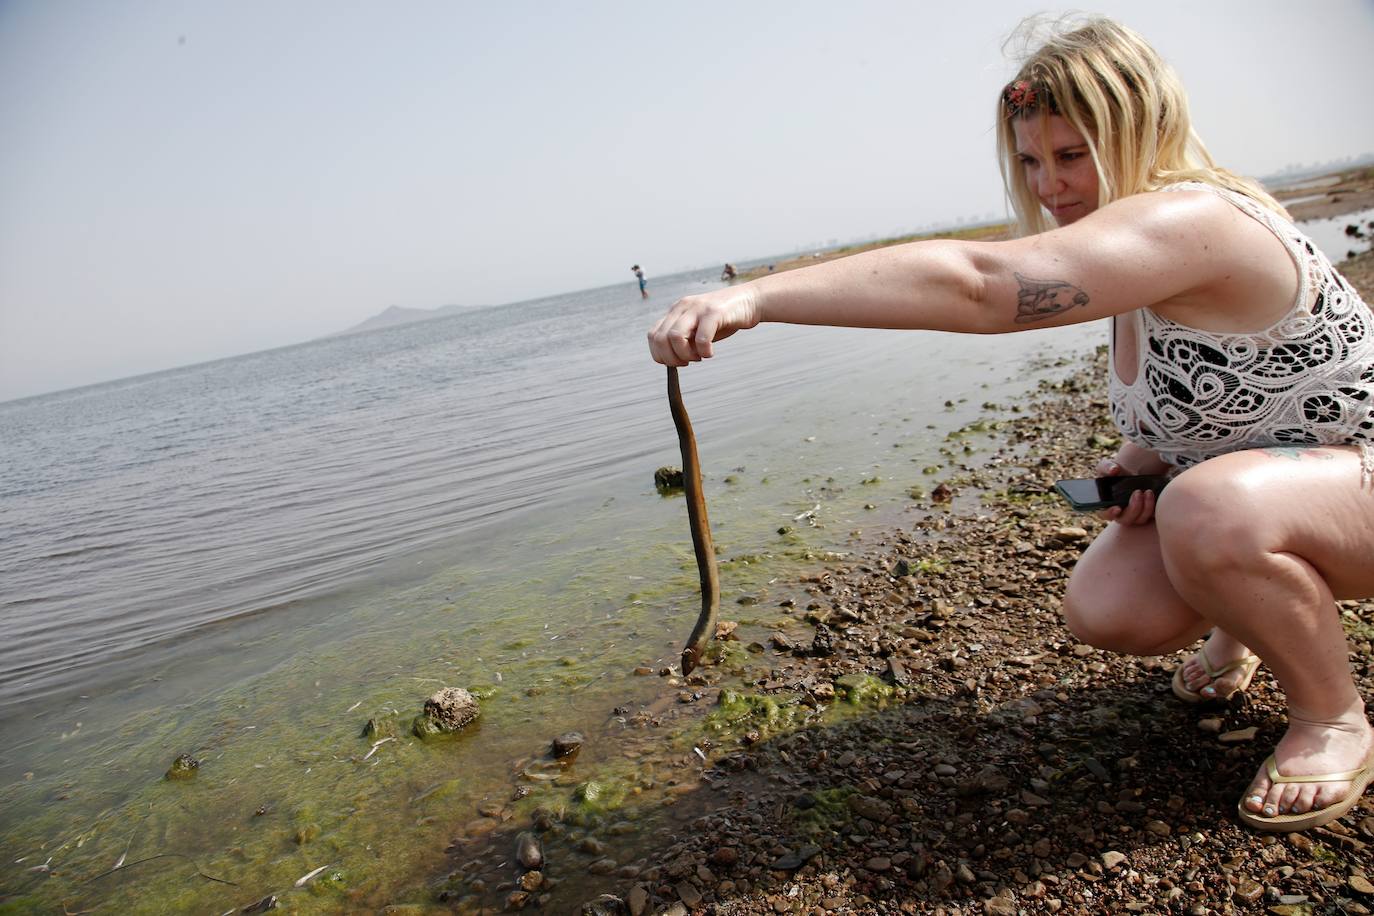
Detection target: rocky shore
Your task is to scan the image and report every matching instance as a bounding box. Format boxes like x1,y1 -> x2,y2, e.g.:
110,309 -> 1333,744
431,251 -> 1374,916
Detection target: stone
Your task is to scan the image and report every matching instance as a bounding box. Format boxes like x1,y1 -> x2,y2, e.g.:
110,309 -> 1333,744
1351,875 -> 1374,895
654,467 -> 684,489
1233,877 -> 1263,903
418,687 -> 480,735
1219,726 -> 1258,744
770,845 -> 821,871
165,753 -> 200,781
1100,851 -> 1127,870
515,832 -> 543,870
675,881 -> 702,908
627,885 -> 649,916
985,896 -> 1018,916
552,732 -> 584,759
848,795 -> 894,823
709,847 -> 739,868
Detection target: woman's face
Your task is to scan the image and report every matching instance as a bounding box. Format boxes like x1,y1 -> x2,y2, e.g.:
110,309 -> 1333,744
1012,114 -> 1100,226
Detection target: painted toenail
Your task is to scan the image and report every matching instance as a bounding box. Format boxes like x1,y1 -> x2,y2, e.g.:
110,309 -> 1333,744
1202,686 -> 1215,696
1247,795 -> 1263,806
1263,805 -> 1276,816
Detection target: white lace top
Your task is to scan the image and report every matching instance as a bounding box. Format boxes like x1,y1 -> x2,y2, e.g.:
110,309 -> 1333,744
1108,181 -> 1374,483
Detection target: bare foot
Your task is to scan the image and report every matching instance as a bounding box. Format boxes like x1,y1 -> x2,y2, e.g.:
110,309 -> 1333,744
1179,630 -> 1258,699
1242,705 -> 1374,819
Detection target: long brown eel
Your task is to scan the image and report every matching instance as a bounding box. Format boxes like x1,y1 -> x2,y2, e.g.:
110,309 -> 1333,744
667,366 -> 719,675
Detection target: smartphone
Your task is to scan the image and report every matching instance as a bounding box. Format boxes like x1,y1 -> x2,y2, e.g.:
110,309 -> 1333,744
1053,474 -> 1170,512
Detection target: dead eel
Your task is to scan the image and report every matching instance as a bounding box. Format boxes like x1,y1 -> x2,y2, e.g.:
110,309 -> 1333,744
667,366 -> 719,675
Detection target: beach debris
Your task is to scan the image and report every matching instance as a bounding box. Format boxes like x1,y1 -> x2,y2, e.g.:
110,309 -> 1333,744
515,831 -> 544,870
165,754 -> 200,781
361,737 -> 395,761
241,894 -> 279,912
293,863 -> 332,887
345,700 -> 361,713
412,687 -> 480,739
551,732 -> 584,760
653,466 -> 684,490
666,367 -> 719,675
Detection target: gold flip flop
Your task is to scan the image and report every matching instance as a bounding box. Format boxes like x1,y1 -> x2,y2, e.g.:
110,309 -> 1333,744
1171,649 -> 1260,704
1238,750 -> 1374,832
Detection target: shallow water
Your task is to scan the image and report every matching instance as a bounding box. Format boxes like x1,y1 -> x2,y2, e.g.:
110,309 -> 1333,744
0,261 -> 1103,910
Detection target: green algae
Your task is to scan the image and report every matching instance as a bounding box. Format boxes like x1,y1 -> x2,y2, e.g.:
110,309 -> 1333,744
703,688 -> 810,742
794,786 -> 856,837
833,674 -> 897,708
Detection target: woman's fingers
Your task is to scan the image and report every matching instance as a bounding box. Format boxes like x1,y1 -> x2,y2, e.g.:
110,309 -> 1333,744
647,288 -> 761,366
1112,488 -> 1156,526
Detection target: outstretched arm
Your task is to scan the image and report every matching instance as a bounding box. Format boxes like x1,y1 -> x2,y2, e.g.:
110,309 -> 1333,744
648,189 -> 1242,366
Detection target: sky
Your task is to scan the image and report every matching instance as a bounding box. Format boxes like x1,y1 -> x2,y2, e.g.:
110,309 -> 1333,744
2,1 -> 1373,401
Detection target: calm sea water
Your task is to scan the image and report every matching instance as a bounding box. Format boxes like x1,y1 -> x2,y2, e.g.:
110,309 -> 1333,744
0,264 -> 1067,718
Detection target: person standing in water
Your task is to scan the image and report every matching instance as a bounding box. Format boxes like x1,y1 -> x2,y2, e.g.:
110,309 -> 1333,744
632,264 -> 648,299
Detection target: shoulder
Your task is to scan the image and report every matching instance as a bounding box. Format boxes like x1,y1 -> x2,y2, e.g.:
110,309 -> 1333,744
1094,186 -> 1239,235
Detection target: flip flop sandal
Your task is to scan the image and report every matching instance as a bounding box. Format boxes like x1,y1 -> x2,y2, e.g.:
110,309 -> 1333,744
1237,750 -> 1374,832
1170,650 -> 1260,703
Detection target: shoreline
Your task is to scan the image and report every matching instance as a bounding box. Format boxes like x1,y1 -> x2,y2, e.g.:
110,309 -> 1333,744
738,165 -> 1374,282
433,251 -> 1374,914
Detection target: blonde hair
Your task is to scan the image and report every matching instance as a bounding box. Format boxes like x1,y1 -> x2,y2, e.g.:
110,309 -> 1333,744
996,16 -> 1287,236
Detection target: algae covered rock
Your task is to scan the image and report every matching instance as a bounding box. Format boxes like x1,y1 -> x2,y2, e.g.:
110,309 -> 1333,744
165,753 -> 200,781
653,466 -> 684,490
412,686 -> 480,739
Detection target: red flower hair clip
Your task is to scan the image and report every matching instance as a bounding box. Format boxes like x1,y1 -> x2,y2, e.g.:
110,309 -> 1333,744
1003,79 -> 1056,115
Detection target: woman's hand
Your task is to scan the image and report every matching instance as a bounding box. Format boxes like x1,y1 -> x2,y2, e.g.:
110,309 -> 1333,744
647,286 -> 763,366
1095,441 -> 1170,525
1095,455 -> 1157,525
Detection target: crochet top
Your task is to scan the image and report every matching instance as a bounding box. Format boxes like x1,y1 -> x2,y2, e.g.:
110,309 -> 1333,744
1107,181 -> 1374,482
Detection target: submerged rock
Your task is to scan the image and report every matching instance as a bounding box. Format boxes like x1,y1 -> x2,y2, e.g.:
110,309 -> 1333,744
581,895 -> 628,916
413,687 -> 480,738
551,732 -> 584,759
165,753 -> 200,781
516,831 -> 544,870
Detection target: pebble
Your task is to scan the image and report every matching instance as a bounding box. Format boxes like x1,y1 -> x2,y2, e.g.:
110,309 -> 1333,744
675,881 -> 703,908
1352,875 -> 1374,895
1219,726 -> 1259,744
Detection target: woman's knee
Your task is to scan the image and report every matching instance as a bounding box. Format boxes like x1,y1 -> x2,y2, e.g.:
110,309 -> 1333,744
1156,461 -> 1268,581
1062,568 -> 1183,654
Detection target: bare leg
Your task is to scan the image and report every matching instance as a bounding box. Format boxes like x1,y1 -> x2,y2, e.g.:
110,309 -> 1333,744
1156,446 -> 1374,820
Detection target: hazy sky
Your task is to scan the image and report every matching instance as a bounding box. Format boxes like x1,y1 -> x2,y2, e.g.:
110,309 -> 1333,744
3,1 -> 1373,401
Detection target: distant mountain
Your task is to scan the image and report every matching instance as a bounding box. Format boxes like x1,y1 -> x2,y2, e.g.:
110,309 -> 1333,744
331,303 -> 480,337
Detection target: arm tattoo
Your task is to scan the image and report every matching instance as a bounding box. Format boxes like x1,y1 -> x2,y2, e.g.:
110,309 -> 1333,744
1013,272 -> 1090,324
1261,446 -> 1334,461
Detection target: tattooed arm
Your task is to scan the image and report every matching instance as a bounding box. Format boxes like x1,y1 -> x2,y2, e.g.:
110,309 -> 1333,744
649,189 -> 1249,366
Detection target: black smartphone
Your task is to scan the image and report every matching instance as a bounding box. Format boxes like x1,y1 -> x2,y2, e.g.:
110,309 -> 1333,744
1053,474 -> 1170,512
